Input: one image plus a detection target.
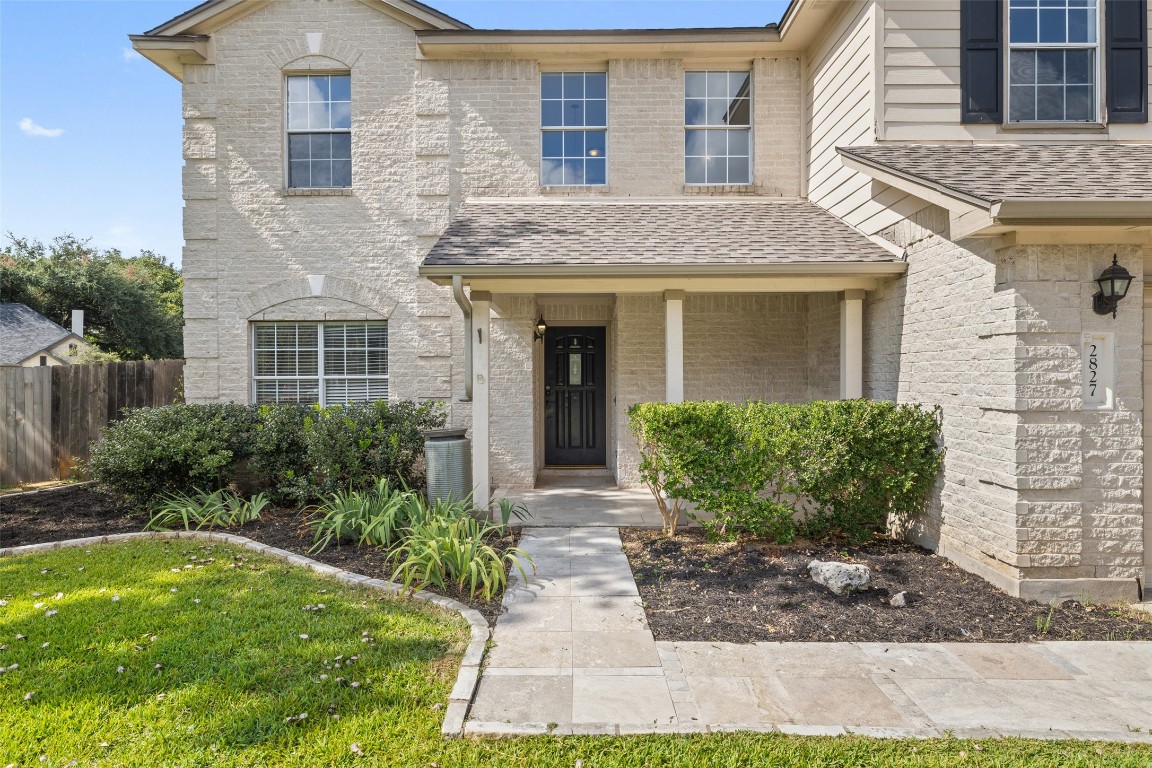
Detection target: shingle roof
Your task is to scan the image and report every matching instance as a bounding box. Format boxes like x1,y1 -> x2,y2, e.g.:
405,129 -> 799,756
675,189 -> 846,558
839,144 -> 1152,204
0,304 -> 73,366
422,199 -> 897,268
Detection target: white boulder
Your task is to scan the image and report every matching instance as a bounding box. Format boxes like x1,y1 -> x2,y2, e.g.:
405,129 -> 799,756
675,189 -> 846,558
808,560 -> 871,596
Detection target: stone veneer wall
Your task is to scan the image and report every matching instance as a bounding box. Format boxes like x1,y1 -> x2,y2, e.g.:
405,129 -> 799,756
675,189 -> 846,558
179,0 -> 804,434
865,205 -> 1145,601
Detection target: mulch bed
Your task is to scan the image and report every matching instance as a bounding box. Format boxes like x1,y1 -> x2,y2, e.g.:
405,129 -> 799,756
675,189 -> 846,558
0,484 -> 513,625
621,528 -> 1152,643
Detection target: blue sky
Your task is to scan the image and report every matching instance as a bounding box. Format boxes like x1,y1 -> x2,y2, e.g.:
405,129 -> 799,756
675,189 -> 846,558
0,0 -> 790,267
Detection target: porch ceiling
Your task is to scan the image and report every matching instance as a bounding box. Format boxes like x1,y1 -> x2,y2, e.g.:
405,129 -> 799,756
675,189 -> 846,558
420,198 -> 905,290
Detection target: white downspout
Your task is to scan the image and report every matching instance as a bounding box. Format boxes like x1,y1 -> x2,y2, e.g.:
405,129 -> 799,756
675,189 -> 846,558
452,276 -> 473,401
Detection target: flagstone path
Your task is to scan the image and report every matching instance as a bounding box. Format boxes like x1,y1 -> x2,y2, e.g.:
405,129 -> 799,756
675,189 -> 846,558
466,527 -> 1152,742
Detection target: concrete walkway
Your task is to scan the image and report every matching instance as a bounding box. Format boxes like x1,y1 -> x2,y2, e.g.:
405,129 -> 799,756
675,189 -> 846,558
467,527 -> 1152,741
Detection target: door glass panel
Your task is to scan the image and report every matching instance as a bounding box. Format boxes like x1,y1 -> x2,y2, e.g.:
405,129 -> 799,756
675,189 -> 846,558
569,353 -> 583,386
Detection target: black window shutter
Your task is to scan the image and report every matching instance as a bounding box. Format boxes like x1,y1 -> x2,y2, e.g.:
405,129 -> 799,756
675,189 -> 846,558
960,0 -> 1004,123
1106,0 -> 1149,123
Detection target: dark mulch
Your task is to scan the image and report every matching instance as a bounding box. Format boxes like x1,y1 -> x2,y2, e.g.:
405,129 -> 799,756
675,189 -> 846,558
0,484 -> 514,625
621,528 -> 1152,643
1,484 -> 148,547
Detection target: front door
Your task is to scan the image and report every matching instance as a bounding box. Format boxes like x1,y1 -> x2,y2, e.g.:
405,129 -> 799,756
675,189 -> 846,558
544,326 -> 607,466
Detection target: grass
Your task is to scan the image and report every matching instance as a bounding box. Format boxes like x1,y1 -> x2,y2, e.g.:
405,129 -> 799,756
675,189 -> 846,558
1,542 -> 1149,768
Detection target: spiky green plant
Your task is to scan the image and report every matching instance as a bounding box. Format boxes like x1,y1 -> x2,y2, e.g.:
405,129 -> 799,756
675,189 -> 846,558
146,488 -> 269,531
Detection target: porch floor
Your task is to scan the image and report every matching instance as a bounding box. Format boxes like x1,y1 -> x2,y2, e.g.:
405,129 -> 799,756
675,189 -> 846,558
494,476 -> 664,528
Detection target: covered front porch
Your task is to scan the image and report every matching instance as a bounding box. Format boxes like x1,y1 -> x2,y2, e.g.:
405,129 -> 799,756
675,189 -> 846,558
419,198 -> 908,509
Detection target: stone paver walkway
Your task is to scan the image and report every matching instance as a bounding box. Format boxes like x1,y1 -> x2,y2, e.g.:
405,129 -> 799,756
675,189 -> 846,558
467,527 -> 1152,741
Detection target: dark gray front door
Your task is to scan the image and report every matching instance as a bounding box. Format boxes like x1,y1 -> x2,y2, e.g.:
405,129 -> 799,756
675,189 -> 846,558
544,326 -> 607,466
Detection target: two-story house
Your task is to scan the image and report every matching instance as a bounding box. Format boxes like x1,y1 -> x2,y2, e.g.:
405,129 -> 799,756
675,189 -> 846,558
132,0 -> 1151,606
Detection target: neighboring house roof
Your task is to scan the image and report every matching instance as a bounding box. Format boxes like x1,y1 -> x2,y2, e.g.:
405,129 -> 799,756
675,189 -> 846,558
838,145 -> 1152,206
420,199 -> 900,276
0,304 -> 81,366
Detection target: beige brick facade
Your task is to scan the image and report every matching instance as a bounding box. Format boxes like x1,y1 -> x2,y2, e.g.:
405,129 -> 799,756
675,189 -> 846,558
152,0 -> 1149,603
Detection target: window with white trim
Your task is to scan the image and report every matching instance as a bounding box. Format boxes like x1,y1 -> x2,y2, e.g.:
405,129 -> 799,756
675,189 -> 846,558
252,322 -> 387,405
541,72 -> 608,186
1008,0 -> 1099,122
684,71 -> 752,184
287,74 -> 352,188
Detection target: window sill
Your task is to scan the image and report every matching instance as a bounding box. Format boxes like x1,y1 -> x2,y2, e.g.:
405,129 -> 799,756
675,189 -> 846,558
999,122 -> 1107,133
282,187 -> 354,197
682,184 -> 761,195
540,185 -> 615,196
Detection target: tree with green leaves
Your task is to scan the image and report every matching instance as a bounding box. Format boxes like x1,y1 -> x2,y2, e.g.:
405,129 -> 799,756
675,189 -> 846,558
0,234 -> 183,360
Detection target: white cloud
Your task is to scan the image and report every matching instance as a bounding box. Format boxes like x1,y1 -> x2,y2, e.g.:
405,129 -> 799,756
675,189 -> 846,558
19,118 -> 63,138
122,47 -> 142,63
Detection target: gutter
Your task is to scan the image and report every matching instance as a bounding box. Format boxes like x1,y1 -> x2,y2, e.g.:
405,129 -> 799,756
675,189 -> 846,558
422,261 -> 906,281
451,276 -> 472,402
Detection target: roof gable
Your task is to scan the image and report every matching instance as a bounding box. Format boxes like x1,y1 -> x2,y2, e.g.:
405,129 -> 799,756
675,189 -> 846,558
144,0 -> 469,37
0,304 -> 78,366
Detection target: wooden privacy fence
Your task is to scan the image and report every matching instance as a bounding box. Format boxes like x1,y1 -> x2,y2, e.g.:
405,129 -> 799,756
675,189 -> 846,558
0,360 -> 184,487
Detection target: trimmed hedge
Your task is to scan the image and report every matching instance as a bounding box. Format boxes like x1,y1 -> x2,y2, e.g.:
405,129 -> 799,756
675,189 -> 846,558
628,400 -> 944,542
89,400 -> 445,507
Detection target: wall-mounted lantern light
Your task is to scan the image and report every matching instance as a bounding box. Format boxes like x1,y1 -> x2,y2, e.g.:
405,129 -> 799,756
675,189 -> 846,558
533,315 -> 548,341
1092,255 -> 1133,318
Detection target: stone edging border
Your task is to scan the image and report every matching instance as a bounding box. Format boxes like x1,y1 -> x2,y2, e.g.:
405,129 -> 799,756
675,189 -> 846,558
0,530 -> 489,739
0,481 -> 94,500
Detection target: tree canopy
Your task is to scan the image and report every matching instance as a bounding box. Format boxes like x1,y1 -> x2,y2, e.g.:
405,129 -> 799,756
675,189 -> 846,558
0,234 -> 183,360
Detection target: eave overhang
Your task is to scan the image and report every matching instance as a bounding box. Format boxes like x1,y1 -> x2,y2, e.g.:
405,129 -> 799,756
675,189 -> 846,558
129,34 -> 210,80
415,27 -> 785,59
420,261 -> 907,294
838,149 -> 1152,239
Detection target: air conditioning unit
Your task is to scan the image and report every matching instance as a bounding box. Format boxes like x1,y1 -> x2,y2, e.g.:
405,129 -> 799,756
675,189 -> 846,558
424,428 -> 472,504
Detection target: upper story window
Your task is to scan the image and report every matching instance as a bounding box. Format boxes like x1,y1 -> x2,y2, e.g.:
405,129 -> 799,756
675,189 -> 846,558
684,71 -> 752,185
252,321 -> 388,405
541,72 -> 607,186
1008,0 -> 1098,122
287,74 -> 352,188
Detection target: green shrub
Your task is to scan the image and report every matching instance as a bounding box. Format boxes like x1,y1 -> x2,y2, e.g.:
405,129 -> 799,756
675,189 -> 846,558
89,404 -> 257,506
301,400 -> 445,499
89,400 -> 445,506
628,399 -> 943,543
145,488 -> 269,531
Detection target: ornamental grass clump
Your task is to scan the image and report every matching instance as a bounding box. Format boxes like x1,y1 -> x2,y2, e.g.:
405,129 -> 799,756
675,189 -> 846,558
308,479 -> 422,552
628,399 -> 943,543
389,515 -> 532,601
146,488 -> 270,531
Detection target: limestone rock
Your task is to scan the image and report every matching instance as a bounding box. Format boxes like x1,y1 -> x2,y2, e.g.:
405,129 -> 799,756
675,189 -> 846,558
808,560 -> 871,596
890,591 -> 908,608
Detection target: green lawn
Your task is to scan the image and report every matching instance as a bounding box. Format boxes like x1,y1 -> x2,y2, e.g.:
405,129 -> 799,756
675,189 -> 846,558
1,541 -> 1147,768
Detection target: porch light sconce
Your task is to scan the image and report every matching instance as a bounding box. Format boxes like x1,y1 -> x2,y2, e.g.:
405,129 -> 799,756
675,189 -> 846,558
533,315 -> 548,342
1092,255 -> 1133,318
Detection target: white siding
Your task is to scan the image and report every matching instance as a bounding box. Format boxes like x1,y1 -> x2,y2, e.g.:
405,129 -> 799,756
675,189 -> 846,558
880,0 -> 1152,142
806,0 -> 926,234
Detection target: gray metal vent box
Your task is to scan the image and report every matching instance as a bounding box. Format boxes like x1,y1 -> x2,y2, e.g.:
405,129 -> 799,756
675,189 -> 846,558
424,428 -> 472,504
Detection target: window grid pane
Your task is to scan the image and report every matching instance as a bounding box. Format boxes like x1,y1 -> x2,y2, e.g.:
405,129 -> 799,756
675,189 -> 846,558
541,72 -> 608,186
287,74 -> 352,188
684,71 -> 752,184
1008,0 -> 1097,122
253,321 -> 387,406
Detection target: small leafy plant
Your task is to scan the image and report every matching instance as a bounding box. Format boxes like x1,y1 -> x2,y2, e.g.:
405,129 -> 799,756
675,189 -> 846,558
389,515 -> 533,600
308,479 -> 420,552
146,488 -> 269,531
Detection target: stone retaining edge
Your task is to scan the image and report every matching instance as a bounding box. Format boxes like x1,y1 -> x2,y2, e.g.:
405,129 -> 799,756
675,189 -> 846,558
0,530 -> 491,739
0,481 -> 95,500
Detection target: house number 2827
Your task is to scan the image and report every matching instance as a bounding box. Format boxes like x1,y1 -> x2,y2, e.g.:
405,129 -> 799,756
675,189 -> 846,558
1081,333 -> 1112,409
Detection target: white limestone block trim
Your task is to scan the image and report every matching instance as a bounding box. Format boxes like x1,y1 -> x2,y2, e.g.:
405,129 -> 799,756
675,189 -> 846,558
0,530 -> 491,739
